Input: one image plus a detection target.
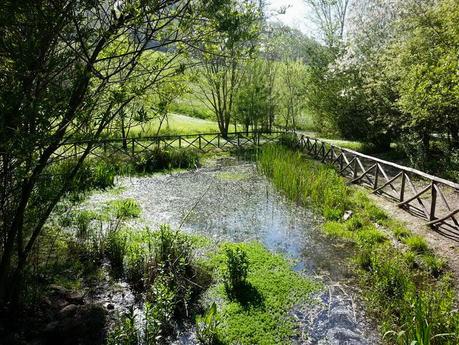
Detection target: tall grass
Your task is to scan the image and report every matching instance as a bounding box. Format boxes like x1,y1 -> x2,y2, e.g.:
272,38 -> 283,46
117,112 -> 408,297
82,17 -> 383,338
258,144 -> 459,345
258,144 -> 349,220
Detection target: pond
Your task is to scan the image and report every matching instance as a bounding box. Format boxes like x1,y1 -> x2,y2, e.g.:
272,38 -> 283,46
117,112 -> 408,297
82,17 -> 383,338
88,156 -> 380,344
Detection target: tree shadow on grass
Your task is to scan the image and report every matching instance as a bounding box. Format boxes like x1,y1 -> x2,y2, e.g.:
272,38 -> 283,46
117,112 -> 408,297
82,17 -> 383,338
226,281 -> 264,309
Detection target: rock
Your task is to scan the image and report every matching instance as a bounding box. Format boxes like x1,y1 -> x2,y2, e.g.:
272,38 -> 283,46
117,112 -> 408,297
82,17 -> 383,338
49,284 -> 69,295
106,303 -> 115,310
343,210 -> 353,221
59,304 -> 78,317
44,321 -> 59,334
67,291 -> 84,305
44,304 -> 107,345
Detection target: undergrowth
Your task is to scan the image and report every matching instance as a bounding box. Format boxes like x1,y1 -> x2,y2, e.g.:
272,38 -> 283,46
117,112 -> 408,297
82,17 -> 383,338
258,144 -> 459,345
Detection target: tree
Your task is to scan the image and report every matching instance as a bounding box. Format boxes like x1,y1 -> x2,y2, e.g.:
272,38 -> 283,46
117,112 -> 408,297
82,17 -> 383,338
0,0 -> 226,304
234,58 -> 276,132
277,60 -> 308,130
393,0 -> 459,157
195,0 -> 261,137
304,0 -> 351,48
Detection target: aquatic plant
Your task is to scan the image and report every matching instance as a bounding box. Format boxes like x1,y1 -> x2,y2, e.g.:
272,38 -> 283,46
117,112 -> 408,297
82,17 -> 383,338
106,306 -> 139,345
196,303 -> 220,345
109,198 -> 141,219
105,230 -> 127,277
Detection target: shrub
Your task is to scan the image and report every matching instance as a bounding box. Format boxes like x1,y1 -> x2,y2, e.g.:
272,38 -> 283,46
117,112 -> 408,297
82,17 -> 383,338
223,247 -> 249,297
134,148 -> 199,173
278,132 -> 299,148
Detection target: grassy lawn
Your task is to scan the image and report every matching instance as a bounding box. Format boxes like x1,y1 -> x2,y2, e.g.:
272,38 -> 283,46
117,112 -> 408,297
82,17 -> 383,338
129,113 -> 221,137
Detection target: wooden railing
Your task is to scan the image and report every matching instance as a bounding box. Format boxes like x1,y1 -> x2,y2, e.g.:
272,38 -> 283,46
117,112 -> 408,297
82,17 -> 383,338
62,131 -> 285,159
297,134 -> 459,238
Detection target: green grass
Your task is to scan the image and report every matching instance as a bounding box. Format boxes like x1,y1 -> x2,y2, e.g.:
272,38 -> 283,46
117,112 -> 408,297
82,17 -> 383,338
129,113 -> 220,137
205,242 -> 320,344
170,97 -> 213,120
403,235 -> 429,254
258,144 -> 459,345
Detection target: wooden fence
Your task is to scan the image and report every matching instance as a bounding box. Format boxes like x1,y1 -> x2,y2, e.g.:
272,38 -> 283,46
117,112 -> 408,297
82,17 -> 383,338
297,134 -> 459,238
63,131 -> 285,159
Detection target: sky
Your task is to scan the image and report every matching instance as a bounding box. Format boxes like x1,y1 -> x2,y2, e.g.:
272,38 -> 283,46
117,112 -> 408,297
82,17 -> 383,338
266,0 -> 318,36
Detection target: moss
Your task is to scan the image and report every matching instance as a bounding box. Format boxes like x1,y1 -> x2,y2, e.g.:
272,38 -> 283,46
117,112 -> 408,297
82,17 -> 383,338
205,242 -> 320,344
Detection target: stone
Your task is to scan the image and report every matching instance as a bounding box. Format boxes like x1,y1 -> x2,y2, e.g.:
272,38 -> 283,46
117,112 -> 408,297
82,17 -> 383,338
59,304 -> 78,317
66,291 -> 84,305
343,210 -> 353,221
44,304 -> 107,345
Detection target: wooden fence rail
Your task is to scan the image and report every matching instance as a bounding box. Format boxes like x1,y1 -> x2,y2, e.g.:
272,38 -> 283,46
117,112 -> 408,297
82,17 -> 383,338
297,134 -> 459,238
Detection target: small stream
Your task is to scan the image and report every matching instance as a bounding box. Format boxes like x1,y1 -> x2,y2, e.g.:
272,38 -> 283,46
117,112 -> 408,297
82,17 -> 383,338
87,156 -> 380,344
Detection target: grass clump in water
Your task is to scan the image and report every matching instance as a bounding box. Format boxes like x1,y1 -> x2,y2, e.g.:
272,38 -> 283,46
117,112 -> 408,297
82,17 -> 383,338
205,242 -> 320,344
258,144 -> 459,344
108,198 -> 141,219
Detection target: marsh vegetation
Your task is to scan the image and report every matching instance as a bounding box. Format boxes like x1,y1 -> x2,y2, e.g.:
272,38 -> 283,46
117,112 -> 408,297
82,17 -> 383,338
2,0 -> 459,344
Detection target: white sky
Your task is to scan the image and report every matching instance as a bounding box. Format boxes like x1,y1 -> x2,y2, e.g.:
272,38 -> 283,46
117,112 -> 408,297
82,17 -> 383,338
266,0 -> 318,36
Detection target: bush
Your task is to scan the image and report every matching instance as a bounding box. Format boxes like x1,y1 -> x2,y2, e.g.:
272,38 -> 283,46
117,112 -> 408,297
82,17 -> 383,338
278,132 -> 299,148
134,148 -> 199,173
223,247 -> 249,297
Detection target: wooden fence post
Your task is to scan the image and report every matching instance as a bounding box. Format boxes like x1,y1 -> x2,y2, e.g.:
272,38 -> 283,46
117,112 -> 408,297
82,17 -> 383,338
373,164 -> 379,190
430,181 -> 437,221
179,136 -> 182,149
400,172 -> 406,202
353,157 -> 358,179
198,135 -> 202,150
131,138 -> 135,156
217,134 -> 220,148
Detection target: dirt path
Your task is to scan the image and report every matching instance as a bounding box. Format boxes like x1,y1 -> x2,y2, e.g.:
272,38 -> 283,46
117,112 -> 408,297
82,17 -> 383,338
367,192 -> 459,289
